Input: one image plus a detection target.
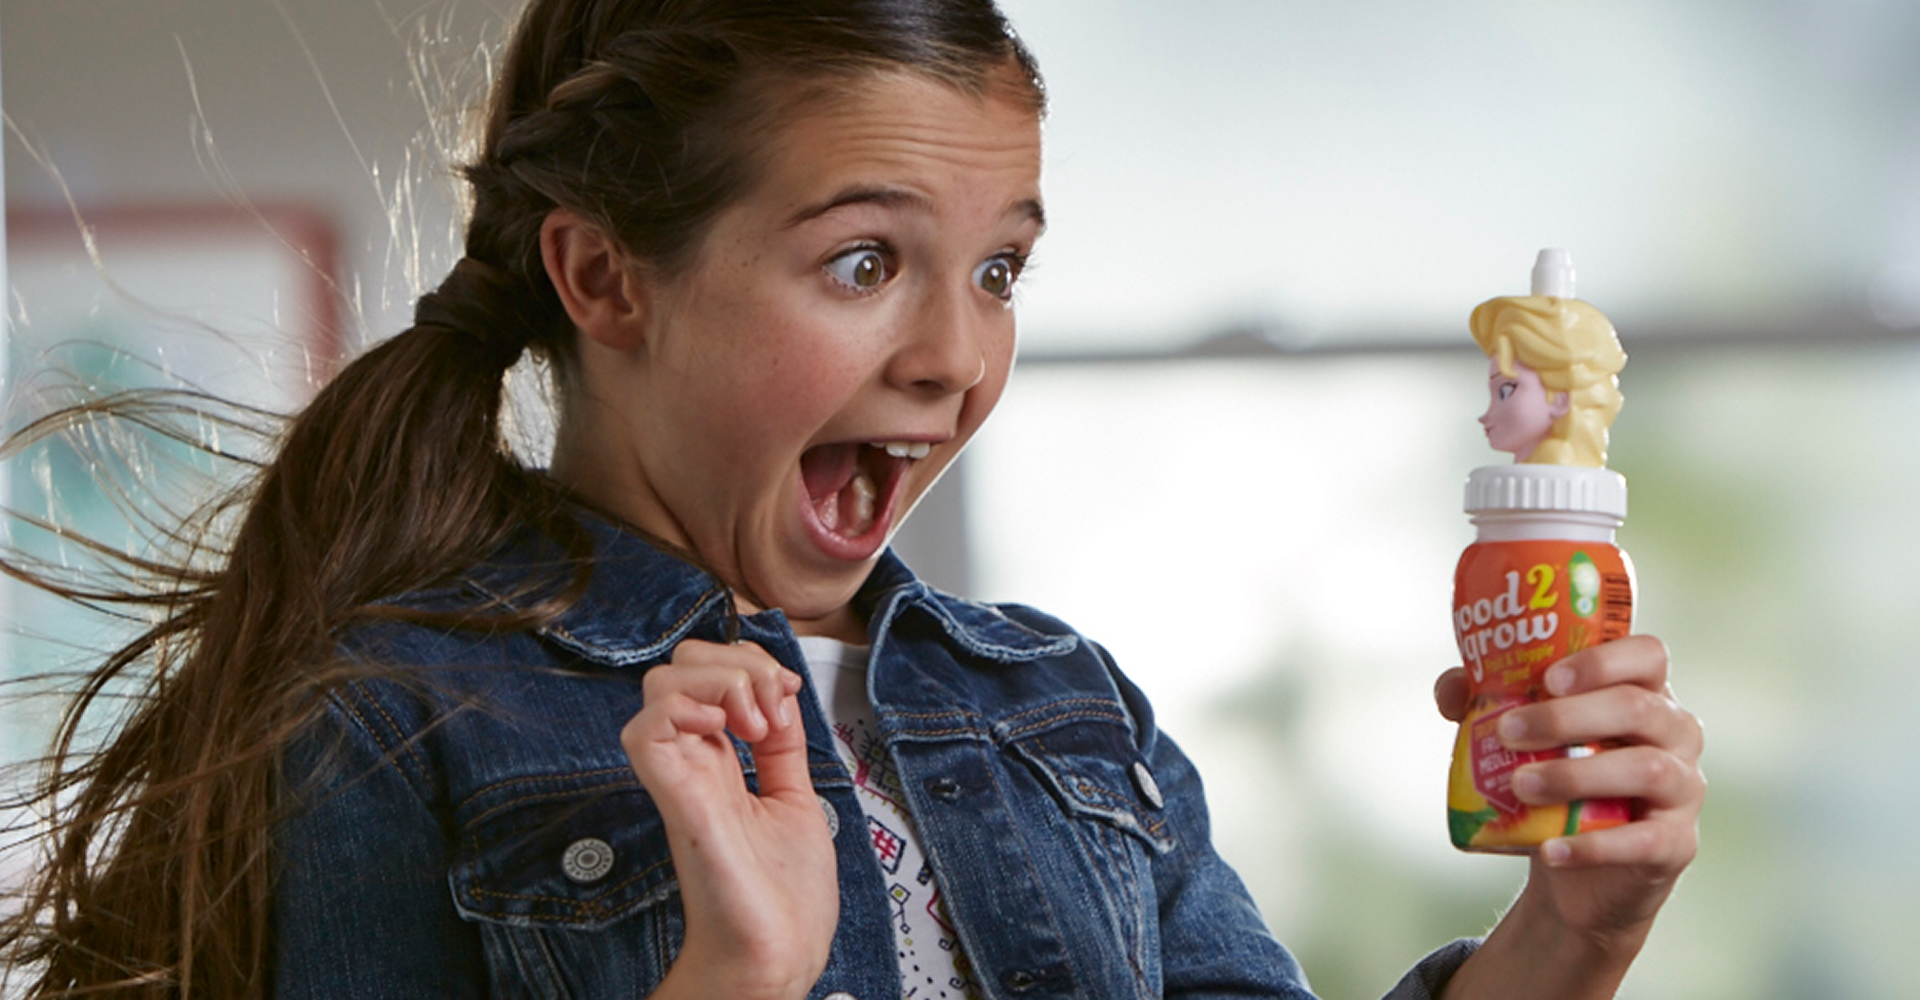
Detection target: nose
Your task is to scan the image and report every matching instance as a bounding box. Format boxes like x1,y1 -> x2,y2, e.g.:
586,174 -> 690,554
887,283 -> 990,398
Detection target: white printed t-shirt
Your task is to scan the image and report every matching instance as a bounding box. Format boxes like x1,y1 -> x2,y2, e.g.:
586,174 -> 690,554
795,635 -> 984,1000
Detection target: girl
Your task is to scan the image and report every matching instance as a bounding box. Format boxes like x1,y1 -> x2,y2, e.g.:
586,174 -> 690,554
1,1 -> 1704,997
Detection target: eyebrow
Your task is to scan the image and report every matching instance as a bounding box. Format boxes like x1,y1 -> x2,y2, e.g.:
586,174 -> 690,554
784,184 -> 1047,233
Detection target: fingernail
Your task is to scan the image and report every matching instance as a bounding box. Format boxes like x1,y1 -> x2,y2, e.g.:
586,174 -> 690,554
1513,769 -> 1546,801
1541,838 -> 1572,866
1546,664 -> 1574,696
1499,712 -> 1527,744
777,699 -> 793,727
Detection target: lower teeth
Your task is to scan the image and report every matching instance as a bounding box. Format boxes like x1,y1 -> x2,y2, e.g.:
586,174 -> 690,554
849,471 -> 877,533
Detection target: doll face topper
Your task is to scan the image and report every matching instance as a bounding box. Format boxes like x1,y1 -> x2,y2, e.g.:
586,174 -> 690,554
1468,295 -> 1626,467
1480,357 -> 1568,461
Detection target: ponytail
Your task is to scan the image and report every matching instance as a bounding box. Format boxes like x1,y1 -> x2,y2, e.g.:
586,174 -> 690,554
0,253 -> 587,998
2,0 -> 1046,993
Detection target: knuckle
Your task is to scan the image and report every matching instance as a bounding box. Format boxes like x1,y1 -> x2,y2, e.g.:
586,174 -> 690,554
1624,686 -> 1672,733
619,713 -> 649,752
1614,819 -> 1659,861
1636,823 -> 1667,862
1641,750 -> 1681,790
1538,761 -> 1576,797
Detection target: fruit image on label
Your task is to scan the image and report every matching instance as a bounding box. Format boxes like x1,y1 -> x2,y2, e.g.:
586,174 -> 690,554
1448,539 -> 1636,852
1570,551 -> 1600,617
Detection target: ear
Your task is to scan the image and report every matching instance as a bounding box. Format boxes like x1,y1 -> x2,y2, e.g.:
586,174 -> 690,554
1547,390 -> 1573,420
540,210 -> 649,349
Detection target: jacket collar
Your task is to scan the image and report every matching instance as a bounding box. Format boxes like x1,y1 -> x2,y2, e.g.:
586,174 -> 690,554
464,507 -> 1075,667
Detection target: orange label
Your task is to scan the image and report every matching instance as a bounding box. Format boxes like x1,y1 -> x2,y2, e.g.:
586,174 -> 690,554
1447,539 -> 1634,852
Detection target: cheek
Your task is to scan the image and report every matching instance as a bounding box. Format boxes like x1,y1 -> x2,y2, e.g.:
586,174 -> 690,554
1520,393 -> 1557,429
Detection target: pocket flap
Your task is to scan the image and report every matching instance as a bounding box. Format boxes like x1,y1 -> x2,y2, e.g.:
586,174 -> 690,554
450,771 -> 676,930
1009,717 -> 1176,853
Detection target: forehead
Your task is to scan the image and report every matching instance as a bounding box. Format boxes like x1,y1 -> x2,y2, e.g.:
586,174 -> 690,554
745,71 -> 1043,216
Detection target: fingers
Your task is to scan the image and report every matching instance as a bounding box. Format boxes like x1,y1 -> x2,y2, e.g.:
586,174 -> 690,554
1515,745 -> 1705,815
1498,635 -> 1705,874
1498,682 -> 1704,761
621,640 -> 806,798
1519,746 -> 1704,873
642,639 -> 802,743
1536,805 -> 1701,871
1540,634 -> 1672,699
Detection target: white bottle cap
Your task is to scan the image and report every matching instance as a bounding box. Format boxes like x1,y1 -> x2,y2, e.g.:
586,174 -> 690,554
1465,464 -> 1627,520
1530,248 -> 1576,298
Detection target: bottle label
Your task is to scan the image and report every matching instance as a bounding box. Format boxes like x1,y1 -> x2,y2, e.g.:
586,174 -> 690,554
1448,538 -> 1634,852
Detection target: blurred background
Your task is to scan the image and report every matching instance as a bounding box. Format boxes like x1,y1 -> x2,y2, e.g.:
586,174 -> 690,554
5,1 -> 1918,996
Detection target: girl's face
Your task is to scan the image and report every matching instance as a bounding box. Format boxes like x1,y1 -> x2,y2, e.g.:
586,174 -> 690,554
1481,357 -> 1569,460
560,71 -> 1043,639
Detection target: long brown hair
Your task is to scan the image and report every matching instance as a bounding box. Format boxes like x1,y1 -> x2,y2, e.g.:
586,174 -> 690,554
0,0 -> 1040,995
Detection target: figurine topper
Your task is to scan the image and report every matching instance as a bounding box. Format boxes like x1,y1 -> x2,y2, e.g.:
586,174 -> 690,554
1469,250 -> 1627,467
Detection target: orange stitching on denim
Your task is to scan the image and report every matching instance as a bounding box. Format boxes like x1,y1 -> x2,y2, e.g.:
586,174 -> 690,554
1027,734 -> 1169,840
886,709 -> 1129,742
464,855 -> 675,917
535,584 -> 725,653
462,768 -> 636,808
1000,709 -> 1128,740
996,697 -> 1123,727
465,780 -> 639,826
336,686 -> 428,788
883,709 -> 978,724
885,698 -> 1130,741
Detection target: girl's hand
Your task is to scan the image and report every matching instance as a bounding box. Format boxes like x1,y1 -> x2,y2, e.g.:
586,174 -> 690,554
621,639 -> 837,1000
1433,635 -> 1705,998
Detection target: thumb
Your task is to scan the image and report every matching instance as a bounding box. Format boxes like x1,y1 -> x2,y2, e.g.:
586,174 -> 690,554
1434,667 -> 1470,723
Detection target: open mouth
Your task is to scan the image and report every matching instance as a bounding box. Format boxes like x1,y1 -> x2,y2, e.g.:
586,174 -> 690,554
798,440 -> 929,553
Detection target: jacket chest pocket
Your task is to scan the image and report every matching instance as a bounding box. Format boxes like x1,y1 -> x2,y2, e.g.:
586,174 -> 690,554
1003,715 -> 1177,970
450,772 -> 682,1000
1007,716 -> 1176,854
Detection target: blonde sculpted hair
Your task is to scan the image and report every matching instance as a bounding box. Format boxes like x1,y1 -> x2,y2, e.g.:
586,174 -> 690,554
1469,296 -> 1627,467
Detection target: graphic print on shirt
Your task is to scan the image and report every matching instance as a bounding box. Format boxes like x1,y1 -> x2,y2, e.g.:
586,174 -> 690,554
830,718 -> 983,1000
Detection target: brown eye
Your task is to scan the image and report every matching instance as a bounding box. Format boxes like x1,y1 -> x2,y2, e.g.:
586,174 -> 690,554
826,247 -> 889,290
974,256 -> 1019,300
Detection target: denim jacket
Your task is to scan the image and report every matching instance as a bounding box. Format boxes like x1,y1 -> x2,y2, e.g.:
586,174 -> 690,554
273,511 -> 1475,998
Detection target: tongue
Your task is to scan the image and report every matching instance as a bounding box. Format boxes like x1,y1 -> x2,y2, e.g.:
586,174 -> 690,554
800,443 -> 880,537
801,443 -> 858,501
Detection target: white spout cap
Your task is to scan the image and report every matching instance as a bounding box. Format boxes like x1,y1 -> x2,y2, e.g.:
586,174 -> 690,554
1531,248 -> 1576,298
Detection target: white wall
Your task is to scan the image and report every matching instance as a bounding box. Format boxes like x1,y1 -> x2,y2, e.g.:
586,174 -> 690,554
4,0 -> 516,344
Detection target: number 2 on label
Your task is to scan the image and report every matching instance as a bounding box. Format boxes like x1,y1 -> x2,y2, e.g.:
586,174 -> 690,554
1526,564 -> 1557,610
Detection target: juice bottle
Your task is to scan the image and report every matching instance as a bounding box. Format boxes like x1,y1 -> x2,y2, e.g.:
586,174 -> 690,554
1447,466 -> 1635,851
1448,249 -> 1634,853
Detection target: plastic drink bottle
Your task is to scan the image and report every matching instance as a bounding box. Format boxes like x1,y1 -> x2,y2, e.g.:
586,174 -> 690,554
1447,464 -> 1635,851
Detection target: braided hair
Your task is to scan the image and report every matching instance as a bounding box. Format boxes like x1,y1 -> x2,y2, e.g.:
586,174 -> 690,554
0,1 -> 1042,995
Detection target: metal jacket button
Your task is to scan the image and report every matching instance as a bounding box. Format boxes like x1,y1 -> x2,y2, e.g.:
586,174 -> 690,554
818,794 -> 841,838
1131,760 -> 1164,809
561,837 -> 614,884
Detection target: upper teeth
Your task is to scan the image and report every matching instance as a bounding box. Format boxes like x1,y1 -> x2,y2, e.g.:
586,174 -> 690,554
874,441 -> 932,460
